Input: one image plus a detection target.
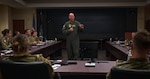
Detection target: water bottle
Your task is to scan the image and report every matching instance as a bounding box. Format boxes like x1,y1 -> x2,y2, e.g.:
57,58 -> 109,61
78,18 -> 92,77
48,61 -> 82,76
127,50 -> 132,60
55,37 -> 57,42
109,38 -> 112,42
43,37 -> 46,42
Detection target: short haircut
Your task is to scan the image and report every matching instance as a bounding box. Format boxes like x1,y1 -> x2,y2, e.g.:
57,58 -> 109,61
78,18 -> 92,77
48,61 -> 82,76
2,29 -> 10,36
133,31 -> 150,51
24,29 -> 30,34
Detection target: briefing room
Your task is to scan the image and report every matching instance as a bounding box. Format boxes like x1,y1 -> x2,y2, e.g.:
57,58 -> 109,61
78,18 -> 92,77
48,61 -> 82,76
0,0 -> 150,79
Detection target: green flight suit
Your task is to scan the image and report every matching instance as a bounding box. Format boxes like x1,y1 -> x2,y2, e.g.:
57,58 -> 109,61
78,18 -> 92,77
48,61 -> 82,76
2,54 -> 54,79
62,20 -> 83,59
106,58 -> 150,79
0,36 -> 12,50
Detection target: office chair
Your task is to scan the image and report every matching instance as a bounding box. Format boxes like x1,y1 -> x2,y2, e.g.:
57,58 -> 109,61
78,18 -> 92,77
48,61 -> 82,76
80,41 -> 99,61
0,60 -> 51,79
110,67 -> 150,79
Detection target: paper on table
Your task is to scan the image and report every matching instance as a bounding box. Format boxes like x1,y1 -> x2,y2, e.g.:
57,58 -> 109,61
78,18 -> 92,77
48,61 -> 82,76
85,62 -> 96,67
5,50 -> 13,54
52,64 -> 61,70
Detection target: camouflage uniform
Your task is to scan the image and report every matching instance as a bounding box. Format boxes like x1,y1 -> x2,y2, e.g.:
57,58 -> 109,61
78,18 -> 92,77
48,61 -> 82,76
28,36 -> 35,45
31,36 -> 40,44
62,20 -> 83,59
34,36 -> 40,43
2,54 -> 54,79
0,36 -> 12,50
106,58 -> 150,79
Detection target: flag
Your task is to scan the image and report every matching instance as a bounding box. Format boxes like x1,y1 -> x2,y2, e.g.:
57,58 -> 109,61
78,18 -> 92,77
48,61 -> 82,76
39,11 -> 43,36
32,13 -> 36,31
39,11 -> 46,41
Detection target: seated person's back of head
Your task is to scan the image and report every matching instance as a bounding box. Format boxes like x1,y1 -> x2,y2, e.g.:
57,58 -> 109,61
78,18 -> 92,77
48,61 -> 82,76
2,34 -> 54,79
106,31 -> 150,79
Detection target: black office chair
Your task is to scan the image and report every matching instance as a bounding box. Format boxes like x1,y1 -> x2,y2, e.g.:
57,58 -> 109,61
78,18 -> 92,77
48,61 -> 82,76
110,67 -> 150,79
0,60 -> 51,79
80,41 -> 99,61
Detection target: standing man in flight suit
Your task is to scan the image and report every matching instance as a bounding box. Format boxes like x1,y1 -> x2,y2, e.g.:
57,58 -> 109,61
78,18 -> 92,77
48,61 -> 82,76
62,12 -> 84,60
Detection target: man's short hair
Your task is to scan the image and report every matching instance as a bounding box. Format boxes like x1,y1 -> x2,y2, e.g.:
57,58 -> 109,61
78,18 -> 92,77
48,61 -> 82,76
133,31 -> 150,51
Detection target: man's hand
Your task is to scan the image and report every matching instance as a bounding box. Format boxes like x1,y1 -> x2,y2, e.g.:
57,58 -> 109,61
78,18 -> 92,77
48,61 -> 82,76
79,24 -> 84,29
69,27 -> 74,32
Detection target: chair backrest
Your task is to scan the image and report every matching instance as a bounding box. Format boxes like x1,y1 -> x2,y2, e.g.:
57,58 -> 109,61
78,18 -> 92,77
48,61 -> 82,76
110,67 -> 150,79
0,60 -> 51,79
0,36 -> 2,50
80,41 -> 99,59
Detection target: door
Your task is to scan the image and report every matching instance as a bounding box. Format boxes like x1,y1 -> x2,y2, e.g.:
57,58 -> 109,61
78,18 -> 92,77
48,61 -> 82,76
13,20 -> 25,34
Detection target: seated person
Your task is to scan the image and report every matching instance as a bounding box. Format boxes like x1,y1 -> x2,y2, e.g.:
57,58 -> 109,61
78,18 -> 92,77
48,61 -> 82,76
106,31 -> 150,79
0,29 -> 12,50
24,29 -> 37,45
2,34 -> 54,79
31,31 -> 44,45
13,31 -> 20,37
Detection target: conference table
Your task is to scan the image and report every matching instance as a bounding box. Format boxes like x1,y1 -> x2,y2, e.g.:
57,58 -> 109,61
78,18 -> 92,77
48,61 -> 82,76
105,41 -> 130,61
53,60 -> 115,79
0,40 -> 62,59
30,40 -> 62,58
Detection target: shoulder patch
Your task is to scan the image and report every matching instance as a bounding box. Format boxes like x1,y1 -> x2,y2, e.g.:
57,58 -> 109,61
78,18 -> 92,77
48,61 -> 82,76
3,40 -> 6,43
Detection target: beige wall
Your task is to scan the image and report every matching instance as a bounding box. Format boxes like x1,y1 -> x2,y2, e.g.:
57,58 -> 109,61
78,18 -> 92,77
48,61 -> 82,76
144,4 -> 150,31
145,4 -> 150,20
0,5 -> 35,36
0,5 -> 10,36
12,8 -> 36,30
137,6 -> 145,32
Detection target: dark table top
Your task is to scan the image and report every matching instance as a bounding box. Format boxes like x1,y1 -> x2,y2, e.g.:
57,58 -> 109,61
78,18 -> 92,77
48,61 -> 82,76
54,60 -> 115,74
